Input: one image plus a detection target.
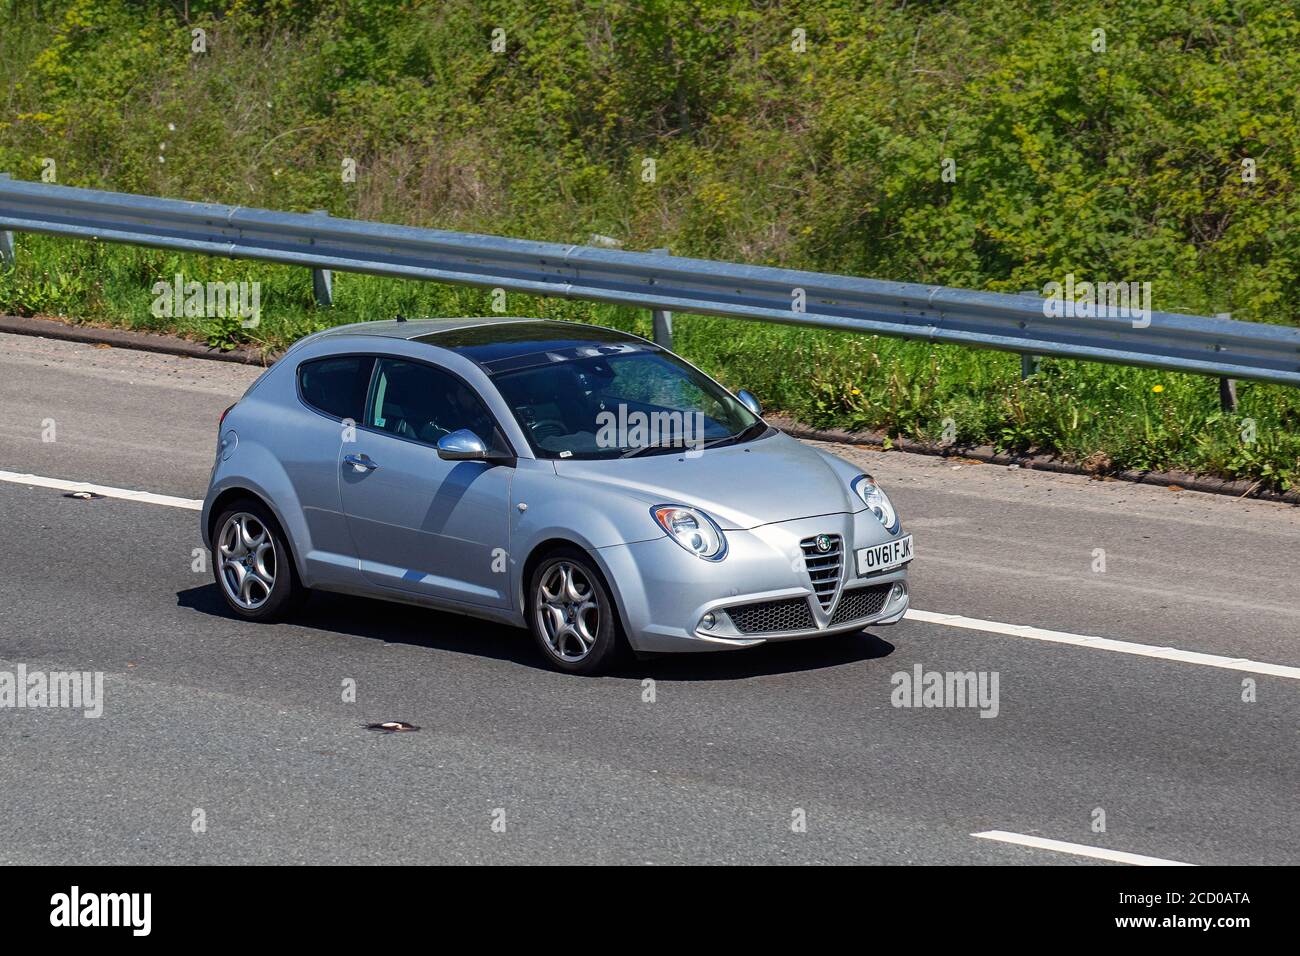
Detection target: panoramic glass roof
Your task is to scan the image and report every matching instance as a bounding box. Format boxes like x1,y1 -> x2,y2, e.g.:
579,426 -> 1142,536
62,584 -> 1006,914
415,321 -> 648,373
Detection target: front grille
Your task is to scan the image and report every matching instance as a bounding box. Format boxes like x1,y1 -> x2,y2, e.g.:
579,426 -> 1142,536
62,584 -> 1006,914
800,534 -> 843,611
726,597 -> 815,634
829,584 -> 891,626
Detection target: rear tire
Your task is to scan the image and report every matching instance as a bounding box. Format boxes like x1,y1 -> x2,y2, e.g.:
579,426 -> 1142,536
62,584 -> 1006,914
211,499 -> 305,622
528,548 -> 624,675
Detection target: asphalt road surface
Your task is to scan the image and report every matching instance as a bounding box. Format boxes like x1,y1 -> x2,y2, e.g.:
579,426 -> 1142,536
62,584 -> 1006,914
1,330 -> 1297,865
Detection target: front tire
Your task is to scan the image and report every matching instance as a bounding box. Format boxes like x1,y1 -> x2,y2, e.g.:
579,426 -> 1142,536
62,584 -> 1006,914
528,548 -> 623,674
211,499 -> 304,622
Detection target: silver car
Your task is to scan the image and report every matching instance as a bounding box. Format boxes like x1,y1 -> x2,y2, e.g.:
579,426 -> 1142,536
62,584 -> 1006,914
201,317 -> 914,673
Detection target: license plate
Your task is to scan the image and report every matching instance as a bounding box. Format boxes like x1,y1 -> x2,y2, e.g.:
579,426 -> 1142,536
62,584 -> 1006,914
855,535 -> 914,576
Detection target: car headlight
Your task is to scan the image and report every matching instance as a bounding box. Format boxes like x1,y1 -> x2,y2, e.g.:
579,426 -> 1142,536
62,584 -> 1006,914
651,505 -> 727,561
851,475 -> 900,533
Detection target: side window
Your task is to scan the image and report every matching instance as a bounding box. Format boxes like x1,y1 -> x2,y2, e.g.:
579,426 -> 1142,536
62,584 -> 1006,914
298,355 -> 375,421
367,359 -> 506,452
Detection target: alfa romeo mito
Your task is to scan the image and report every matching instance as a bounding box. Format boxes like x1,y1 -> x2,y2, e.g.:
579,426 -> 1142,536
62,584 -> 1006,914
201,317 -> 914,673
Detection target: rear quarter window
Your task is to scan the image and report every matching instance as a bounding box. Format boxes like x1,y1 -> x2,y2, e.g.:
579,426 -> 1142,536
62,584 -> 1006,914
298,356 -> 375,421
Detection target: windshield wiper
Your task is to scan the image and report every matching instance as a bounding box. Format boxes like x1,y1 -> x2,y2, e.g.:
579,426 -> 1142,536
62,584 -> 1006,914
621,420 -> 766,458
701,420 -> 767,451
620,438 -> 685,459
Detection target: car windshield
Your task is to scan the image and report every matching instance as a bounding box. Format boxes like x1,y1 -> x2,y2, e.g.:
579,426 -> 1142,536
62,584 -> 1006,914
492,350 -> 762,460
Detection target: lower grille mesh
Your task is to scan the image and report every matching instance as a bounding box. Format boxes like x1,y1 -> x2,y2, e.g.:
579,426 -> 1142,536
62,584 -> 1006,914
726,597 -> 815,634
830,584 -> 891,625
723,584 -> 894,635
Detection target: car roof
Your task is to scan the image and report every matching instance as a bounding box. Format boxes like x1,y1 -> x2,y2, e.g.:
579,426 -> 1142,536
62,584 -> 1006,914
311,315 -> 538,340
313,317 -> 654,373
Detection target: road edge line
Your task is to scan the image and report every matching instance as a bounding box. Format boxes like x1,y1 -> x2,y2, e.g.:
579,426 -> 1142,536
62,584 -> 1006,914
972,830 -> 1195,866
0,470 -> 203,511
906,608 -> 1300,681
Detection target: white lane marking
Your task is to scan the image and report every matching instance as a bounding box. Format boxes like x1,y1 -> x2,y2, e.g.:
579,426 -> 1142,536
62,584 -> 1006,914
972,830 -> 1195,866
0,470 -> 203,511
905,608 -> 1300,681
2,469 -> 1297,682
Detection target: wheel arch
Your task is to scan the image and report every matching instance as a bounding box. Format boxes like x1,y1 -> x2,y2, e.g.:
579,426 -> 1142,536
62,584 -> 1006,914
518,537 -> 630,639
207,486 -> 307,584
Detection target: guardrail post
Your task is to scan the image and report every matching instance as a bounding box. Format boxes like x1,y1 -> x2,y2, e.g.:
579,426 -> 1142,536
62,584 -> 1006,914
0,174 -> 15,268
310,210 -> 333,307
649,246 -> 672,349
1218,376 -> 1238,413
1018,290 -> 1041,379
1214,315 -> 1237,412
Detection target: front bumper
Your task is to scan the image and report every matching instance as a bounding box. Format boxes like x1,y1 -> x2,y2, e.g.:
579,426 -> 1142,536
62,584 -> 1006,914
598,511 -> 911,654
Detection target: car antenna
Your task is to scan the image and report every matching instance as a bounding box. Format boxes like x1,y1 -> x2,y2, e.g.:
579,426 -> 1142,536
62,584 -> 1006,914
395,314 -> 407,323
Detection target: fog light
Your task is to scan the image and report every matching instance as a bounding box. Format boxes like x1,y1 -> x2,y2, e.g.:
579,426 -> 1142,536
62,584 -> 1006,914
889,583 -> 907,604
700,612 -> 717,630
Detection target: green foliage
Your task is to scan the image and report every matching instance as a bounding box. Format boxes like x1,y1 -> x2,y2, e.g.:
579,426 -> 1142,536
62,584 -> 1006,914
0,258 -> 94,316
1,0 -> 1299,488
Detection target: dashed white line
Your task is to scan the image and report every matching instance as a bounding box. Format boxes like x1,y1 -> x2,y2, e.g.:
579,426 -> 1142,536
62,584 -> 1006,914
905,608 -> 1300,681
3,468 -> 1298,682
0,470 -> 203,511
972,830 -> 1195,866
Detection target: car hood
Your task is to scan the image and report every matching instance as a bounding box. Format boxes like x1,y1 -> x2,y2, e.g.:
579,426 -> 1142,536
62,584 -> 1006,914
550,431 -> 861,530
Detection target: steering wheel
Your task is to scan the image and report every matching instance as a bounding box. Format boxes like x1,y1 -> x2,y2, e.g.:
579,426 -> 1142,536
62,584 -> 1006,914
529,419 -> 569,442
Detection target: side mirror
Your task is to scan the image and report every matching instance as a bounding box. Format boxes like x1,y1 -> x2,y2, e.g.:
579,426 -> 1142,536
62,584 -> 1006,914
737,390 -> 762,417
436,428 -> 489,461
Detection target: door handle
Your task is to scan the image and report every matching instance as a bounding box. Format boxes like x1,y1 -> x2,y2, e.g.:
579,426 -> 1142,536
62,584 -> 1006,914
343,453 -> 378,472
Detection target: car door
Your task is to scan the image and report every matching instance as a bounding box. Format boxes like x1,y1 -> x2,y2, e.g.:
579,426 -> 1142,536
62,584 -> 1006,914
338,356 -> 514,609
289,354 -> 376,587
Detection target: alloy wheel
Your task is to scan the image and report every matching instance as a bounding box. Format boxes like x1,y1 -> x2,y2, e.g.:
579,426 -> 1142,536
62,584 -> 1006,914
218,512 -> 277,610
535,560 -> 602,662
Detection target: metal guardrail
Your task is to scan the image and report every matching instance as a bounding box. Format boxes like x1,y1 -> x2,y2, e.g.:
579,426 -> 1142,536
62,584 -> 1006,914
1,175 -> 1299,389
